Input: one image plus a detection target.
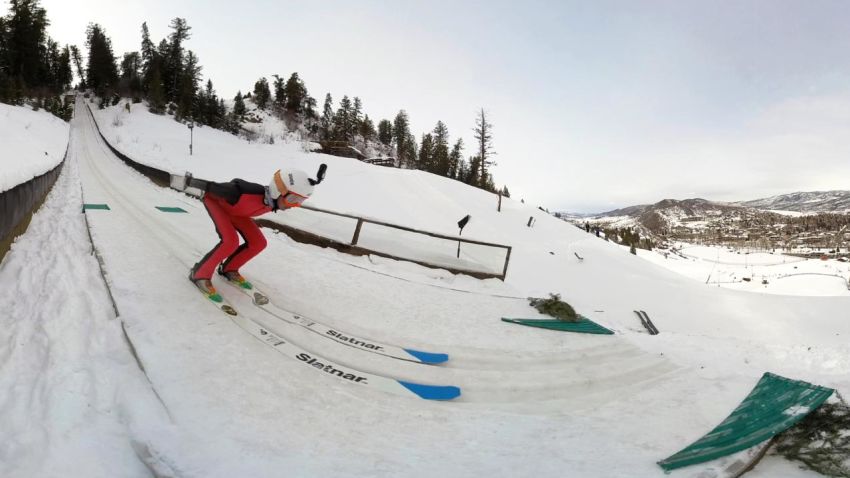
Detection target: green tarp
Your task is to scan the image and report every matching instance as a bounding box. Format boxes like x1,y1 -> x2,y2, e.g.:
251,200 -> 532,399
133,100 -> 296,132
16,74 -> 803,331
82,203 -> 110,211
658,372 -> 834,471
155,206 -> 187,213
501,317 -> 614,335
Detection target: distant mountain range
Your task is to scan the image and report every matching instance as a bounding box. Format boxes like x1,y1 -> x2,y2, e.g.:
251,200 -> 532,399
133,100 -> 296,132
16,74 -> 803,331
560,191 -> 850,247
593,190 -> 850,219
733,190 -> 850,213
589,198 -> 761,235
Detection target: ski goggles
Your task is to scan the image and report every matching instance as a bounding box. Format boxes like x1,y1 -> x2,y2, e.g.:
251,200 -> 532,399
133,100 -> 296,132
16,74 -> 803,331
281,191 -> 308,208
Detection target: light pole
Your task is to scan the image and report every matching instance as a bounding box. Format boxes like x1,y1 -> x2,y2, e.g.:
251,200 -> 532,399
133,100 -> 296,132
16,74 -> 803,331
188,120 -> 195,155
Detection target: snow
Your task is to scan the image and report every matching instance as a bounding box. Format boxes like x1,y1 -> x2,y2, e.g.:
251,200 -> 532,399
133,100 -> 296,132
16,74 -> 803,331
0,142 -> 188,477
638,243 -> 850,297
0,103 -> 69,193
1,97 -> 847,477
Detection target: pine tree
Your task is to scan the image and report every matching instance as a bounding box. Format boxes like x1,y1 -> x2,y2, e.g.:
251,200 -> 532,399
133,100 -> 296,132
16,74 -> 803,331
359,114 -> 376,143
482,173 -> 496,192
320,92 -> 333,140
457,158 -> 469,183
140,22 -> 154,72
473,108 -> 495,188
271,74 -> 285,115
164,17 -> 191,101
58,45 -> 72,91
43,39 -> 58,91
146,62 -> 165,113
377,119 -> 393,146
253,77 -> 270,109
432,121 -> 450,176
233,90 -> 246,118
351,96 -> 362,135
4,0 -> 49,90
199,78 -> 218,126
449,138 -> 463,179
333,95 -> 353,141
119,51 -> 142,98
303,94 -> 317,120
69,44 -> 84,88
418,133 -> 434,171
283,72 -> 306,113
175,49 -> 200,120
217,97 -> 226,122
0,17 -> 9,100
46,42 -> 72,93
0,0 -> 78,103
401,133 -> 418,167
501,185 -> 511,198
85,23 -> 119,96
467,155 -> 481,185
393,110 -> 411,166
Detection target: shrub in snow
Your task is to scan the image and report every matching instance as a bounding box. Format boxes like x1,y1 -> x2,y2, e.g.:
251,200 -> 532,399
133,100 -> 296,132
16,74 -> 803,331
528,294 -> 578,322
774,395 -> 850,477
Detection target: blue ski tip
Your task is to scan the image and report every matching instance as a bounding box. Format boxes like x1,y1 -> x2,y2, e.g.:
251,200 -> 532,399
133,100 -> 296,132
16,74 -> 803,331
398,381 -> 461,401
403,348 -> 449,364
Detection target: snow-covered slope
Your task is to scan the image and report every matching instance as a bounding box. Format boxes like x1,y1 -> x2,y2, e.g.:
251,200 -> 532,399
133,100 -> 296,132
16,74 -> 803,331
0,103 -> 69,192
1,98 -> 847,477
90,100 -> 566,243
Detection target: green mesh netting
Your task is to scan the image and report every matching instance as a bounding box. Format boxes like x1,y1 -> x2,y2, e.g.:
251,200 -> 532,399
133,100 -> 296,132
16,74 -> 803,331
155,206 -> 187,213
501,317 -> 614,335
658,372 -> 834,471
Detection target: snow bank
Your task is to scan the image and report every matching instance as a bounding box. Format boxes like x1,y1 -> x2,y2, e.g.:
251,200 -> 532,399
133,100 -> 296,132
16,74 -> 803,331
0,151 -> 186,477
0,103 -> 69,193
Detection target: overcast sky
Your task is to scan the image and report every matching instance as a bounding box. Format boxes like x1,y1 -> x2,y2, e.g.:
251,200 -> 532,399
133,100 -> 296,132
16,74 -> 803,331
37,0 -> 850,212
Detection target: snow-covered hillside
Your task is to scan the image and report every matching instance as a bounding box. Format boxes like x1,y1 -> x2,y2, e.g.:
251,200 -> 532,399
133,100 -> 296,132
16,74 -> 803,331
0,103 -> 69,192
90,100 -> 566,244
1,97 -> 848,477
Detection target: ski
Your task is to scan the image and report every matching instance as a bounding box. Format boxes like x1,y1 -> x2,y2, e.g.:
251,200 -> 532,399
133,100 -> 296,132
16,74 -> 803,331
640,310 -> 660,335
222,279 -> 449,365
193,279 -> 459,400
229,309 -> 460,400
634,310 -> 659,335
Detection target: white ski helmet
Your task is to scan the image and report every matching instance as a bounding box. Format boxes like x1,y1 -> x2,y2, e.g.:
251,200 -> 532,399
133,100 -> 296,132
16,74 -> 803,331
270,168 -> 313,202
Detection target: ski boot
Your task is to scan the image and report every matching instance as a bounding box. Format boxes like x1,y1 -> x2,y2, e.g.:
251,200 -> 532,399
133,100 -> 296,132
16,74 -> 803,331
189,268 -> 223,303
218,267 -> 253,290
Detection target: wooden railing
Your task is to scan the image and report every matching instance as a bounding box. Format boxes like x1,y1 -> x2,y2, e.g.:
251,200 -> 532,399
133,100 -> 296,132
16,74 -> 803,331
269,204 -> 513,280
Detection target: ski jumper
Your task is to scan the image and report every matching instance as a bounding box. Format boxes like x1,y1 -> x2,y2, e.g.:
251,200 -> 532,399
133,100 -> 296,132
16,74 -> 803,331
191,179 -> 275,280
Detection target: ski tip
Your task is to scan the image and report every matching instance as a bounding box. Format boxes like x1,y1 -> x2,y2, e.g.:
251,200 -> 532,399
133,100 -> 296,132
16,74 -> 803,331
397,381 -> 461,401
403,348 -> 449,364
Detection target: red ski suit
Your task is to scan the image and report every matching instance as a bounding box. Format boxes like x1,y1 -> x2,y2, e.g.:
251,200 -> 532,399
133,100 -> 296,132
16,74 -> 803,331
192,179 -> 273,280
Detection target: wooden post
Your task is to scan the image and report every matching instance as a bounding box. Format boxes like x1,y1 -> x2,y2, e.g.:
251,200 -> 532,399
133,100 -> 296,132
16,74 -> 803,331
501,246 -> 512,280
351,218 -> 364,246
498,192 -> 502,212
527,216 -> 534,227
